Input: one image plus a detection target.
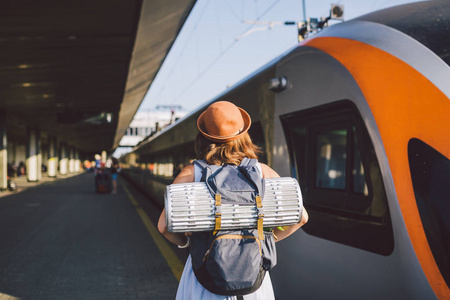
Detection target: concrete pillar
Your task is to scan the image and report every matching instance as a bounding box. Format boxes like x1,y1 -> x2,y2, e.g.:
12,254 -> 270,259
37,135 -> 42,181
47,137 -> 58,177
74,150 -> 81,172
59,143 -> 68,175
68,146 -> 74,173
0,114 -> 7,190
26,127 -> 40,182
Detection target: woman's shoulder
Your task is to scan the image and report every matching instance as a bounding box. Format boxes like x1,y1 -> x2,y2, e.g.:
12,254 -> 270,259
259,163 -> 280,179
173,165 -> 195,184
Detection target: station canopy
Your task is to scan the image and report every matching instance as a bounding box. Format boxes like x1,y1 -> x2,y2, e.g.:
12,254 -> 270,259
0,0 -> 196,155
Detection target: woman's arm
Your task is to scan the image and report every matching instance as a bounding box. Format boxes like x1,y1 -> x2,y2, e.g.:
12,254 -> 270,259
158,164 -> 195,247
260,163 -> 309,242
272,208 -> 309,242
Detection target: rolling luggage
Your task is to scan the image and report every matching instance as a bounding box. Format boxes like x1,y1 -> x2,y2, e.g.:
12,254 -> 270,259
95,172 -> 110,193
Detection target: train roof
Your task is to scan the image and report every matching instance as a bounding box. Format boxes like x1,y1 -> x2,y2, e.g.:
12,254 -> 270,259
354,0 -> 450,66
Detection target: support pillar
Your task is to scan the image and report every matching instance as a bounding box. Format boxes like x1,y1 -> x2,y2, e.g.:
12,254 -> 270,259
37,135 -> 42,181
0,114 -> 7,190
74,150 -> 81,173
47,137 -> 58,177
26,128 -> 41,182
59,143 -> 68,175
68,147 -> 75,173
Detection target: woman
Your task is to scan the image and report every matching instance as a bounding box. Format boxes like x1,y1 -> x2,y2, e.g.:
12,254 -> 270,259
158,101 -> 308,299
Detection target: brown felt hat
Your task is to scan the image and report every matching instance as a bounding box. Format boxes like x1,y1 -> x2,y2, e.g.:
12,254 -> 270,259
197,101 -> 251,143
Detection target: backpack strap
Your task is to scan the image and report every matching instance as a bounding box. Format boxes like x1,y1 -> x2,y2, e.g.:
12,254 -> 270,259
193,160 -> 210,182
194,160 -> 223,234
214,194 -> 222,234
239,157 -> 258,167
240,158 -> 265,240
193,159 -> 208,169
255,195 -> 264,241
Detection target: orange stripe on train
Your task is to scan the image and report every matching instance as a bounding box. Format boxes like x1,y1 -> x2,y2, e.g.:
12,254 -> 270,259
304,36 -> 450,299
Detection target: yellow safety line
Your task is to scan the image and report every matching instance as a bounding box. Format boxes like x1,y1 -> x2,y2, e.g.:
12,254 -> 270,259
120,182 -> 184,281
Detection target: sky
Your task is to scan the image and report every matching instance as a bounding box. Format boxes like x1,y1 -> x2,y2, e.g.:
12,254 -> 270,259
137,0 -> 424,114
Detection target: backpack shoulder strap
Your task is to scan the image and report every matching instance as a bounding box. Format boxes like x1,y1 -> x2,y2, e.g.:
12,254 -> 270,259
194,160 -> 224,233
239,157 -> 258,167
193,160 -> 211,182
238,158 -> 265,240
193,159 -> 208,169
238,158 -> 262,194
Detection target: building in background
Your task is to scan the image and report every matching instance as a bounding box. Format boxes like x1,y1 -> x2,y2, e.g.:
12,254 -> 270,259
113,106 -> 188,158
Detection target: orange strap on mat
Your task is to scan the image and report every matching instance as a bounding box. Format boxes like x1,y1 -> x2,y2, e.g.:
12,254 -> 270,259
256,195 -> 264,240
213,194 -> 222,234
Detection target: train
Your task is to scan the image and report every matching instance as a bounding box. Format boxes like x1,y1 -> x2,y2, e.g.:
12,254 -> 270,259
120,1 -> 450,299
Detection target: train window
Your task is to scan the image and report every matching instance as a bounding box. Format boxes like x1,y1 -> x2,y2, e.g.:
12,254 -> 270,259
408,138 -> 450,287
315,128 -> 347,190
281,101 -> 394,255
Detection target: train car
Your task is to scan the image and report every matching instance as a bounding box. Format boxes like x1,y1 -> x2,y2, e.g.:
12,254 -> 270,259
121,1 -> 450,299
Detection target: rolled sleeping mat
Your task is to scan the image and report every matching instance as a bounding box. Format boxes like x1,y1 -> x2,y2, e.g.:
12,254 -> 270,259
165,177 -> 303,233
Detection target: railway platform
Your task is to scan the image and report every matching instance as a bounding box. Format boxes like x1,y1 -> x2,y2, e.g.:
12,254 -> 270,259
0,172 -> 188,300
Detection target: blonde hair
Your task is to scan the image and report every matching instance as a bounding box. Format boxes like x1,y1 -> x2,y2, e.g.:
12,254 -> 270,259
195,132 -> 260,165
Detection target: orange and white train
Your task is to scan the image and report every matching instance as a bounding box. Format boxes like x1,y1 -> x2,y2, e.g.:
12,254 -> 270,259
121,1 -> 450,299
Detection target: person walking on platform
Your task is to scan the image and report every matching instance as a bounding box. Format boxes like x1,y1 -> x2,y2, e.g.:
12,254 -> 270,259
158,101 -> 308,300
110,158 -> 119,194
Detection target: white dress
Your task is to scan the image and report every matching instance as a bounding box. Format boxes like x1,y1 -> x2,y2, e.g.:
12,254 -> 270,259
175,163 -> 275,300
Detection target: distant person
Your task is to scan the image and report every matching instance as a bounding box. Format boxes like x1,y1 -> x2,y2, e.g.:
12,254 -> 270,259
149,163 -> 155,175
84,160 -> 92,171
94,154 -> 102,175
18,161 -> 26,177
95,162 -> 110,193
110,159 -> 120,194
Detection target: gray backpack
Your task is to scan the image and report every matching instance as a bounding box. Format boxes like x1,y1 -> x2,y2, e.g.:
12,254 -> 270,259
190,158 -> 277,296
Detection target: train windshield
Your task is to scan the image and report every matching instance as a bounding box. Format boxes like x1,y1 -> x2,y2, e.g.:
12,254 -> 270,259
281,101 -> 394,255
408,138 -> 450,287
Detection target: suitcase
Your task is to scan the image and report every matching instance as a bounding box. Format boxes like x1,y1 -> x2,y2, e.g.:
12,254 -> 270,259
95,172 -> 110,193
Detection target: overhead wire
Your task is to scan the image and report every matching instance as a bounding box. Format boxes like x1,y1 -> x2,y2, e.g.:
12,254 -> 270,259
216,1 -> 224,53
224,0 -> 243,22
172,0 -> 281,104
153,0 -> 211,107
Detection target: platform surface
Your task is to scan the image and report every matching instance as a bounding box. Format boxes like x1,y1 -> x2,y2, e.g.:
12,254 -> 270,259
0,172 -> 188,300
